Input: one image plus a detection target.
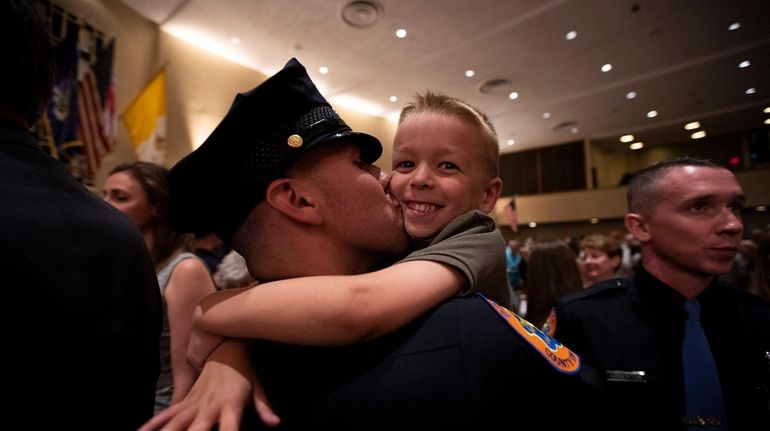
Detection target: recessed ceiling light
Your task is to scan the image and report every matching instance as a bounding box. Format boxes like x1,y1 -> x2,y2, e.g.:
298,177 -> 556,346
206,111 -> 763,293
684,121 -> 701,130
647,110 -> 658,118
542,112 -> 551,119
506,139 -> 515,146
691,130 -> 707,139
745,87 -> 756,95
570,127 -> 579,134
626,91 -> 637,99
764,107 -> 770,113
565,30 -> 577,40
601,63 -> 612,72
389,96 -> 398,103
229,37 -> 241,45
728,22 -> 741,31
319,66 -> 329,74
620,134 -> 634,143
465,70 -> 475,78
756,205 -> 767,212
764,118 -> 770,125
508,92 -> 519,100
528,222 -> 537,228
739,60 -> 751,68
629,142 -> 644,150
589,218 -> 599,224
395,28 -> 407,38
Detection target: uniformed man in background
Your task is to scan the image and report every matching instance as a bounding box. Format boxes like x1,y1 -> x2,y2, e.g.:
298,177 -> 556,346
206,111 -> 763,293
553,157 -> 770,430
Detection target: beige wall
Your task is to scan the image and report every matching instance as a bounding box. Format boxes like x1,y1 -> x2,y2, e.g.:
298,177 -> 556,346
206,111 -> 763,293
495,168 -> 770,228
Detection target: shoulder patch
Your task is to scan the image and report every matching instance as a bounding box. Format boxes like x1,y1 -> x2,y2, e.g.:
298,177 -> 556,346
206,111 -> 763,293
482,296 -> 581,374
542,309 -> 557,337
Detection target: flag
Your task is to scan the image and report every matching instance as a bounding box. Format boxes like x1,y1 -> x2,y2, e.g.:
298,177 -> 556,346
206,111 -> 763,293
77,64 -> 111,176
122,69 -> 166,164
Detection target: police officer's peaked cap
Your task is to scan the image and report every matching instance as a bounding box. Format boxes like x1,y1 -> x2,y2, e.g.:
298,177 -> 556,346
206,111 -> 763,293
168,58 -> 382,244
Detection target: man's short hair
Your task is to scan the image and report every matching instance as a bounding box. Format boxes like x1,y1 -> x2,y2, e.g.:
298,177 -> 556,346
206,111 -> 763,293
399,91 -> 499,179
626,156 -> 721,216
0,0 -> 55,125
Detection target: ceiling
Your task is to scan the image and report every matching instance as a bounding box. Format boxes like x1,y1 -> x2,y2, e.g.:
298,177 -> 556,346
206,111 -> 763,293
118,0 -> 770,154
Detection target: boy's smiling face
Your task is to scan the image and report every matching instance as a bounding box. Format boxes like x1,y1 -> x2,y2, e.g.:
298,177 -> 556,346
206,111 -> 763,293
390,112 -> 501,239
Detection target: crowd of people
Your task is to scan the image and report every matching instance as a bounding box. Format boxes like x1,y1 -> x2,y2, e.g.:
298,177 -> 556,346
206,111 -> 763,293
3,1 -> 769,430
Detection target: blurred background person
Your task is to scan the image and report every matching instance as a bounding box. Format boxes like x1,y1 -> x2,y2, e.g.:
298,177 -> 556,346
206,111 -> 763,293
193,231 -> 227,274
577,234 -> 623,288
103,161 -> 216,412
1,1 -> 162,428
748,232 -> 770,302
525,239 -> 583,328
213,249 -> 256,290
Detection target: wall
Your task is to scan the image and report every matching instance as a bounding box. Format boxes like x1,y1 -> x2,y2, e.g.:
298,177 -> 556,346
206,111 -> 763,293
56,0 -> 397,190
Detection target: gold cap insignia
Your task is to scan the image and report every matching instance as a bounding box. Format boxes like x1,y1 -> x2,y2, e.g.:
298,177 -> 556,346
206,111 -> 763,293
287,134 -> 303,148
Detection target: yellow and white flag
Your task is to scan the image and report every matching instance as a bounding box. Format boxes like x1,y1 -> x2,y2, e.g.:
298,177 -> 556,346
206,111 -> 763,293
122,69 -> 166,164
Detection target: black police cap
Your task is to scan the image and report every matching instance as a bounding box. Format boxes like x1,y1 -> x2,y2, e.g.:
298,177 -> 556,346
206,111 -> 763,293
168,58 -> 382,243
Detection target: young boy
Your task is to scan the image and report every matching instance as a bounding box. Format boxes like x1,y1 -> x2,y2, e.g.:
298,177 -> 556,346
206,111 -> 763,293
187,92 -> 508,360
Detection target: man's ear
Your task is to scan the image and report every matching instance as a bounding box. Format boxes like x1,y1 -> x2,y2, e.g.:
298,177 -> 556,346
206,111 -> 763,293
624,213 -> 650,242
264,178 -> 323,225
478,177 -> 503,214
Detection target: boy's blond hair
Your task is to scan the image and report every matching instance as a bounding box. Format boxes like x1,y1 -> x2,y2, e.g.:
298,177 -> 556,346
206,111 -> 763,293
399,91 -> 499,178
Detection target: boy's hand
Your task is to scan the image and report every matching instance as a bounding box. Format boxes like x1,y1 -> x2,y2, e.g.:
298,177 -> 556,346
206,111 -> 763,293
187,304 -> 226,370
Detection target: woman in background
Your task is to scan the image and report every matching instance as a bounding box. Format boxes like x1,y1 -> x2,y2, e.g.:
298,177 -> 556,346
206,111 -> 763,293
525,239 -> 583,328
103,161 -> 216,413
577,234 -> 622,288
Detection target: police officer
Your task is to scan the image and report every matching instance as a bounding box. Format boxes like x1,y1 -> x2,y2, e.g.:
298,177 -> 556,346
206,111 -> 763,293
141,58 -> 604,430
552,157 -> 770,430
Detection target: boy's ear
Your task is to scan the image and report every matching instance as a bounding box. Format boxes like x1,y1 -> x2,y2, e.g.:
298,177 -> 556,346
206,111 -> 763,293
264,178 -> 323,225
624,213 -> 650,243
478,177 -> 503,213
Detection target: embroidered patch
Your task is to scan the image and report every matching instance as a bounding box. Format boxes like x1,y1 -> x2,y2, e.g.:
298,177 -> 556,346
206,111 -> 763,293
483,296 -> 581,374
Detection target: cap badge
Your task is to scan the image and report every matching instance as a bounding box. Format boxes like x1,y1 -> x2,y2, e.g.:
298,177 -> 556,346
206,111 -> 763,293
287,134 -> 303,148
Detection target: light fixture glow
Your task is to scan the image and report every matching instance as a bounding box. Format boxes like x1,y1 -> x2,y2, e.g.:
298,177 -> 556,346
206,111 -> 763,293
542,112 -> 551,119
389,96 -> 398,103
629,142 -> 644,150
570,127 -> 579,134
728,22 -> 741,31
465,70 -> 475,77
764,118 -> 770,125
601,63 -> 612,72
626,91 -> 637,99
684,121 -> 701,130
764,107 -> 770,113
589,218 -> 599,224
395,28 -> 407,38
528,222 -> 537,228
756,205 -> 768,212
691,130 -> 707,139
319,66 -> 329,75
620,134 -> 634,143
508,92 -> 519,100
565,30 -> 577,40
506,139 -> 515,146
647,110 -> 658,118
739,60 -> 751,68
745,87 -> 756,95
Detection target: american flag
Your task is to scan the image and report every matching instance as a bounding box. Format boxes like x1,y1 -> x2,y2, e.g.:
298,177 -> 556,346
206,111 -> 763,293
77,65 -> 112,177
